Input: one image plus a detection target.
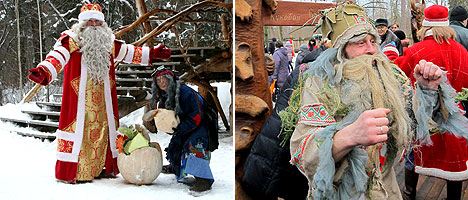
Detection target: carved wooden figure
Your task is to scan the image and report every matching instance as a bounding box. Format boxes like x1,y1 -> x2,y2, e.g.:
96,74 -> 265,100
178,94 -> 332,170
235,0 -> 277,199
411,0 -> 426,43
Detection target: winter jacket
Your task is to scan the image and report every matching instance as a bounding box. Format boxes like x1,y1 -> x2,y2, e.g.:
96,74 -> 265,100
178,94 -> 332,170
164,84 -> 209,177
380,30 -> 403,56
285,41 -> 293,62
269,47 -> 289,88
242,66 -> 308,200
295,44 -> 310,67
450,21 -> 468,51
302,44 -> 327,63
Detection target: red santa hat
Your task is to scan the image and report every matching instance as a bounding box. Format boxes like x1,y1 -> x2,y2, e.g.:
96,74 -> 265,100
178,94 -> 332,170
422,5 -> 449,27
78,3 -> 105,22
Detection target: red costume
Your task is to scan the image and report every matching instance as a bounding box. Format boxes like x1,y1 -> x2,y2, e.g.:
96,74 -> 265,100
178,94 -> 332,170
28,4 -> 171,183
395,34 -> 468,180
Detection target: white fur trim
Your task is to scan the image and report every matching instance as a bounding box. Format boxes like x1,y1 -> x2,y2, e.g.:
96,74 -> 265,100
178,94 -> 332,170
115,43 -> 127,61
415,161 -> 468,181
54,46 -> 71,63
422,19 -> 449,27
78,10 -> 105,22
103,75 -> 118,158
38,61 -> 57,81
46,51 -> 66,67
55,130 -> 80,162
56,152 -> 78,162
71,57 -> 88,158
141,46 -> 150,66
124,44 -> 135,63
382,45 -> 399,55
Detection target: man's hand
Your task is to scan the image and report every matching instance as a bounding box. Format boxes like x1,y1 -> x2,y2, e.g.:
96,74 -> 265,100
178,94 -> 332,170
27,68 -> 47,85
150,44 -> 171,59
332,108 -> 390,161
413,59 -> 443,89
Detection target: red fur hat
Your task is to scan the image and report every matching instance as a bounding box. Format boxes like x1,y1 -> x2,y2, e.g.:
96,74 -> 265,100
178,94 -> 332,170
423,5 -> 449,27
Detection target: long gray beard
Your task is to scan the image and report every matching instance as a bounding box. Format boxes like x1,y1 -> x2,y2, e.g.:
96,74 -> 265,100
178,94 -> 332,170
74,22 -> 113,83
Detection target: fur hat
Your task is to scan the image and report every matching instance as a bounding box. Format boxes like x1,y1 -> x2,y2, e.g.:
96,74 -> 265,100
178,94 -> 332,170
393,30 -> 406,40
423,5 -> 449,27
450,6 -> 468,21
375,18 -> 389,27
79,3 -> 105,22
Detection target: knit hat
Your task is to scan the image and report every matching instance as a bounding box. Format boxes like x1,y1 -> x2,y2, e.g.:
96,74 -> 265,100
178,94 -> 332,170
153,66 -> 174,79
78,3 -> 105,22
375,18 -> 389,27
450,6 -> 468,21
320,2 -> 379,48
299,43 -> 309,51
422,5 -> 449,27
393,30 -> 406,40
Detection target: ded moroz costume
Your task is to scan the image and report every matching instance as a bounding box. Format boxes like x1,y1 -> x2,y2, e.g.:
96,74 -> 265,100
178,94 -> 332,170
27,3 -> 171,183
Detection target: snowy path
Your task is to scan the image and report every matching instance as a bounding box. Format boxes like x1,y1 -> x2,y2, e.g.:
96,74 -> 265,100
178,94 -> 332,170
0,106 -> 234,200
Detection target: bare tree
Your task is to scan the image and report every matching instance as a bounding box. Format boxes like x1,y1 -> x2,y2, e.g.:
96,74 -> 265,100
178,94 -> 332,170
15,0 -> 22,100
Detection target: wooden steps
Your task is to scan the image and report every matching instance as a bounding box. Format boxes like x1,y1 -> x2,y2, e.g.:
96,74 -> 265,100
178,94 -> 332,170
0,116 -> 58,128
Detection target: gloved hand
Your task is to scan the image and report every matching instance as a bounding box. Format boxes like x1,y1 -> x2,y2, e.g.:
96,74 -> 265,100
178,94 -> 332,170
150,44 -> 171,59
28,67 -> 47,85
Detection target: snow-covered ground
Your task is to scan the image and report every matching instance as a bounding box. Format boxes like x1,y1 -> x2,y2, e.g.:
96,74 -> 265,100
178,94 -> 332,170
0,83 -> 233,200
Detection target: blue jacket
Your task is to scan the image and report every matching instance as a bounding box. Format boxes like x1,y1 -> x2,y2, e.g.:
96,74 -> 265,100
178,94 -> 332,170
164,84 -> 209,176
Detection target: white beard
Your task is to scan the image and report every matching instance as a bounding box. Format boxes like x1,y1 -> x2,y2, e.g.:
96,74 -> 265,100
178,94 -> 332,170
73,21 -> 114,83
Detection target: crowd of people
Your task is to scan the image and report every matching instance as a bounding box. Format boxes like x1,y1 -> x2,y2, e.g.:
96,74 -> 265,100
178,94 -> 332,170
249,2 -> 468,200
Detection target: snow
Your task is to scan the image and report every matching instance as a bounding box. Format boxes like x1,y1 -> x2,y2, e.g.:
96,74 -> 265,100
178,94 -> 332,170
0,84 -> 234,199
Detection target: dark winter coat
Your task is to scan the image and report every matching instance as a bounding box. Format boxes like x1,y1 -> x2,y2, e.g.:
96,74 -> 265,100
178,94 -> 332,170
450,20 -> 468,51
163,84 -> 209,176
295,44 -> 310,67
302,44 -> 327,64
269,47 -> 289,89
380,30 -> 403,56
242,66 -> 308,200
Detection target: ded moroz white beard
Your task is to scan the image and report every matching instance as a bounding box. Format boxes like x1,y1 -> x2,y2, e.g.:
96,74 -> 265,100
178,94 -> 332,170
72,21 -> 114,83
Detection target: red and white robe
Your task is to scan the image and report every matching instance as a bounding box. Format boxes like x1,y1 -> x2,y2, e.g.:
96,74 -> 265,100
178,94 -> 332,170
37,30 -> 152,183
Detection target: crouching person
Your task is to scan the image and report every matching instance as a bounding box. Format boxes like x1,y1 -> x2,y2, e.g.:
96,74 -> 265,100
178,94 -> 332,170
144,67 -> 214,192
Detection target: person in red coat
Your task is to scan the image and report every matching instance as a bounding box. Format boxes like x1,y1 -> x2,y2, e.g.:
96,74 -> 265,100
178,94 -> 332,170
27,3 -> 171,183
395,5 -> 468,200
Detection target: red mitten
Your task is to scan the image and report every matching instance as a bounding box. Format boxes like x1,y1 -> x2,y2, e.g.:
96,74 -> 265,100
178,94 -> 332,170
150,44 -> 172,59
28,68 -> 47,85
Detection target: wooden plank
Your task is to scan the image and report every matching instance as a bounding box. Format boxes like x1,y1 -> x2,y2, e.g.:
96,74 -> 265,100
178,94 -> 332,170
424,178 -> 445,199
262,1 -> 336,26
170,54 -> 196,58
116,78 -> 153,82
22,110 -> 60,116
122,62 -> 181,67
0,117 -> 59,128
438,181 -> 447,199
116,87 -> 151,91
168,47 -> 216,51
36,101 -> 61,107
115,70 -> 154,75
14,129 -> 55,140
416,175 -> 433,200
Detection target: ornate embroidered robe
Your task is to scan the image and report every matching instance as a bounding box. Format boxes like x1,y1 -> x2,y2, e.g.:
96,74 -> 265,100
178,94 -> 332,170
37,30 -> 151,183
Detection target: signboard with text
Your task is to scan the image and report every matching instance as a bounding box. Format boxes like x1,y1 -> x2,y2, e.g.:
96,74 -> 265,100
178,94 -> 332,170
262,1 -> 336,26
